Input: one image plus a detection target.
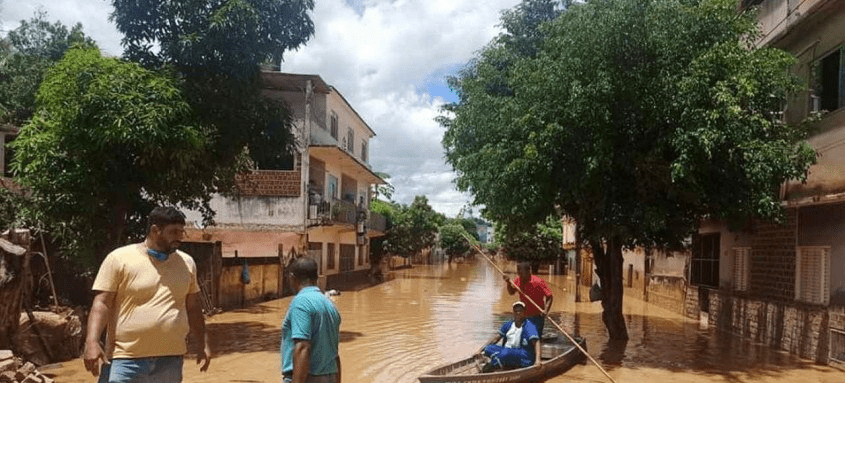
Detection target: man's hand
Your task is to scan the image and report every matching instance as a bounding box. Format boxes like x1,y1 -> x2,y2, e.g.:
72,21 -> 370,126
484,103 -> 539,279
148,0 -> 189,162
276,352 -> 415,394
196,342 -> 212,372
82,341 -> 109,377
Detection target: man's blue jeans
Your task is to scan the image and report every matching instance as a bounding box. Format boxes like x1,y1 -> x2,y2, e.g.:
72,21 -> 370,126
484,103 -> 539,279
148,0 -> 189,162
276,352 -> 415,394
97,356 -> 184,383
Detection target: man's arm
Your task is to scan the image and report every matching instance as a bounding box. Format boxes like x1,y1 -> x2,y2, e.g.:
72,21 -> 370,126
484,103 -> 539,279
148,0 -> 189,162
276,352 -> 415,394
83,291 -> 113,377
292,339 -> 311,382
335,356 -> 342,383
186,292 -> 211,372
502,275 -> 517,295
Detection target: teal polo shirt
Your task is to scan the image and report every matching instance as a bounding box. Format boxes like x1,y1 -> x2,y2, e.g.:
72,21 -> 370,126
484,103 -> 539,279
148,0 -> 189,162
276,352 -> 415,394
281,286 -> 341,376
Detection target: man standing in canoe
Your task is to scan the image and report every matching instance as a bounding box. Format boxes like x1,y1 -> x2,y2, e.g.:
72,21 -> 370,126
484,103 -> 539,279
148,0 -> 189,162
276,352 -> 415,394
479,301 -> 541,372
503,261 -> 553,336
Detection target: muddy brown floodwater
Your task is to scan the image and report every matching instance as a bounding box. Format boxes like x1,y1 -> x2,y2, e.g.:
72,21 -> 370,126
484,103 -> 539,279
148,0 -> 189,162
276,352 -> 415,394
45,260 -> 845,383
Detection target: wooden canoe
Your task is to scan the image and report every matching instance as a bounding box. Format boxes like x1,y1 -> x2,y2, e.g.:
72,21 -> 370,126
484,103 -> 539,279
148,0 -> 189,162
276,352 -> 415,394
418,335 -> 587,383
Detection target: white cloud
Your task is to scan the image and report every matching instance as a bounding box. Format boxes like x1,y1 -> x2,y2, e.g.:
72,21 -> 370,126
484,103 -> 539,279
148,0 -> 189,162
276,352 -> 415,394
283,0 -> 520,217
3,0 -> 522,218
1,0 -> 124,57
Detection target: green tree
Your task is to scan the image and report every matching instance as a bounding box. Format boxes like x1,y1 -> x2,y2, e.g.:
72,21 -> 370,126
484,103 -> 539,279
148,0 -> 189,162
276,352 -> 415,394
110,0 -> 316,170
372,172 -> 395,201
383,196 -> 445,262
449,215 -> 481,241
440,0 -> 817,340
499,217 -> 563,269
9,47 -> 211,271
0,10 -> 96,124
438,223 -> 475,264
368,198 -> 397,266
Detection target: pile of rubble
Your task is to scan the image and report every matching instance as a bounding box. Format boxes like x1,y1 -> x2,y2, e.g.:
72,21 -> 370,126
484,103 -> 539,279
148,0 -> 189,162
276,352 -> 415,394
0,349 -> 54,383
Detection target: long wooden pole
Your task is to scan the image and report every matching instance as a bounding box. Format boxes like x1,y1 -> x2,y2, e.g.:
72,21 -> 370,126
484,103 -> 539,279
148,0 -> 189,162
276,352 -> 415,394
464,235 -> 616,383
38,233 -> 60,310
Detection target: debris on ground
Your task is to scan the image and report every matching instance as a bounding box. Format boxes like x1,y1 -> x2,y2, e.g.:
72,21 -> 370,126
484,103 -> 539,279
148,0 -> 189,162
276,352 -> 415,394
0,349 -> 54,383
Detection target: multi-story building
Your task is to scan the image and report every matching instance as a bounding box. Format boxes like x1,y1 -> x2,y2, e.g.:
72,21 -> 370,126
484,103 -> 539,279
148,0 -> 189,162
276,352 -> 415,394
686,0 -> 845,365
182,72 -> 386,290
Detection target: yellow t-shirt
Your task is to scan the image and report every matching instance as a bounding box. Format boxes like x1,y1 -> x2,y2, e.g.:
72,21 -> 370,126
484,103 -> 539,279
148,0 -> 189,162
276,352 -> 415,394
92,243 -> 200,359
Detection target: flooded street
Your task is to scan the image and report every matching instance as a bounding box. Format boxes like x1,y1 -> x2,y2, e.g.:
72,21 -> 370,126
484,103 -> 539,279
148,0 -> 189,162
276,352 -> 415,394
45,260 -> 845,383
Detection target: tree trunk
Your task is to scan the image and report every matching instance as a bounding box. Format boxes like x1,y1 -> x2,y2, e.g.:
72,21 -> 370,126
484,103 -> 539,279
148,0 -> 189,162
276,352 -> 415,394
574,228 -> 582,302
592,238 -> 629,341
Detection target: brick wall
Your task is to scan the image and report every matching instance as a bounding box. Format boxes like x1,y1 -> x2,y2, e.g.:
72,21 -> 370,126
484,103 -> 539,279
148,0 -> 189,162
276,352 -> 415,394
749,208 -> 797,302
234,170 -> 301,197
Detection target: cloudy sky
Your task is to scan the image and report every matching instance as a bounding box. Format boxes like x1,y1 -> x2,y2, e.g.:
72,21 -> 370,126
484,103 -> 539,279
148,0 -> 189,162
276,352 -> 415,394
1,0 -> 526,218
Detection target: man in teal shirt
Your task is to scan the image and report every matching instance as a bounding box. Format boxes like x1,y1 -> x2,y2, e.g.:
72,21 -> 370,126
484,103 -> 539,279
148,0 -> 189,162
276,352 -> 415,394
281,257 -> 342,383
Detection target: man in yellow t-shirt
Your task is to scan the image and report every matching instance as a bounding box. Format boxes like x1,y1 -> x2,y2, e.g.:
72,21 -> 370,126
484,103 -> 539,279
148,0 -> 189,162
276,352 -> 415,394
82,206 -> 211,382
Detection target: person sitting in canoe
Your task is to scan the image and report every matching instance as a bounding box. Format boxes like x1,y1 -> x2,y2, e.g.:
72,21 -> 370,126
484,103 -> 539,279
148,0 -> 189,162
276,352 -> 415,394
479,301 -> 542,372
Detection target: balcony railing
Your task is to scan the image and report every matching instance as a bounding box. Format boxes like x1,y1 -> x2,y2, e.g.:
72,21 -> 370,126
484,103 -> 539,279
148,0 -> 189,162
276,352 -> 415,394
307,195 -> 386,233
308,196 -> 358,225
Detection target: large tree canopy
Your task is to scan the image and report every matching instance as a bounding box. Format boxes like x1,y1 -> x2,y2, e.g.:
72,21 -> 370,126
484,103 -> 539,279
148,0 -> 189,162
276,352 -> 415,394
0,10 -> 96,125
110,0 -> 316,171
9,47 -> 212,271
440,0 -> 817,339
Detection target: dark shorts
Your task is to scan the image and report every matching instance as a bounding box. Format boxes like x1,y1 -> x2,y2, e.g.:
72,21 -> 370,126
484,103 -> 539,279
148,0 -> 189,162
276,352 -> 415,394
526,315 -> 545,336
282,372 -> 339,383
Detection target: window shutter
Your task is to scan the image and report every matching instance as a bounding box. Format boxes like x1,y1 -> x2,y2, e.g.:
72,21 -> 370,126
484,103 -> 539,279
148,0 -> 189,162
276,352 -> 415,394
796,247 -> 830,305
733,248 -> 749,292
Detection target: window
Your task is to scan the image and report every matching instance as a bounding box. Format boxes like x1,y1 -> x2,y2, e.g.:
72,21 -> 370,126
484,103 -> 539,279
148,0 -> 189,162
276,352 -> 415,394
812,47 -> 845,113
330,112 -> 338,140
357,244 -> 363,266
795,246 -> 830,305
346,128 -> 354,153
328,174 -> 338,199
308,242 -> 323,275
732,247 -> 750,292
340,244 -> 355,272
327,243 -> 335,270
690,233 -> 720,288
361,140 -> 368,163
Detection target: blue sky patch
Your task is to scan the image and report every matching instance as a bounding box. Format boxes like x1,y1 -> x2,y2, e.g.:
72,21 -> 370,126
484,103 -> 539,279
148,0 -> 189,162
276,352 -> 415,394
420,64 -> 463,104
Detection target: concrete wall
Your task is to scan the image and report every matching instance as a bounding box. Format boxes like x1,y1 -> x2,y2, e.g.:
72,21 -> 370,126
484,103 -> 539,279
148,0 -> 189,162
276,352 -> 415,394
755,0 -> 835,48
307,225 -> 368,277
685,287 -> 832,362
183,194 -> 304,230
754,0 -> 845,202
219,258 -> 281,310
327,90 -> 375,163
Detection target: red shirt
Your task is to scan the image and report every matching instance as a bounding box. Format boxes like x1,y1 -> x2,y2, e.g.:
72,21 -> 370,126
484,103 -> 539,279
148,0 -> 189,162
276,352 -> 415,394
514,275 -> 552,317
